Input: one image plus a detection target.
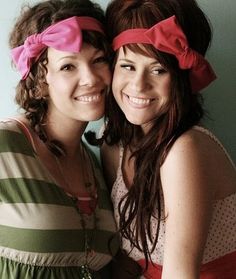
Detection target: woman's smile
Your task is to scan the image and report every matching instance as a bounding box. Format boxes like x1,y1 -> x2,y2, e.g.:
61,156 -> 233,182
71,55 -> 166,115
123,92 -> 155,108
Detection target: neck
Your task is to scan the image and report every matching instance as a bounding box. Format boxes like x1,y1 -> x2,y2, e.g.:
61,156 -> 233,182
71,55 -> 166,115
46,121 -> 87,158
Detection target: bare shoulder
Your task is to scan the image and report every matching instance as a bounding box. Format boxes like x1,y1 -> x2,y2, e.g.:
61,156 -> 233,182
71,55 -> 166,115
101,142 -> 120,190
161,127 -> 236,200
160,128 -> 227,276
164,127 -> 235,169
162,128 -> 212,173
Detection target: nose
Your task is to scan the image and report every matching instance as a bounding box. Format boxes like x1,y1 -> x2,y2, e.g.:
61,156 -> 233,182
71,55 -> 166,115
131,70 -> 151,93
78,65 -> 100,87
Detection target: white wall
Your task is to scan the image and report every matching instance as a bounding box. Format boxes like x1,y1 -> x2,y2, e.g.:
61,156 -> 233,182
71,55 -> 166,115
0,0 -> 235,162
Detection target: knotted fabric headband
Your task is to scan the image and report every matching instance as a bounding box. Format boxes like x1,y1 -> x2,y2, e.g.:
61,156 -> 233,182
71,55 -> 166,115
112,15 -> 216,92
11,16 -> 105,79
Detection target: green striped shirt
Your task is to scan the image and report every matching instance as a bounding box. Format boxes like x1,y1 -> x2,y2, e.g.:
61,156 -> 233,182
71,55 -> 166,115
0,120 -> 118,278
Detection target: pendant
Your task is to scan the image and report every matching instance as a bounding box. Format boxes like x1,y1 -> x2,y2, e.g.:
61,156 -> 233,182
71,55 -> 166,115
79,264 -> 93,279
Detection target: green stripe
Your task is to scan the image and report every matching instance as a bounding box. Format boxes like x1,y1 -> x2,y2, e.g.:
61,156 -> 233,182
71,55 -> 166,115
0,225 -> 117,254
97,188 -> 113,210
0,257 -> 81,279
0,178 -> 112,210
0,178 -> 72,206
0,256 -> 113,278
0,129 -> 34,156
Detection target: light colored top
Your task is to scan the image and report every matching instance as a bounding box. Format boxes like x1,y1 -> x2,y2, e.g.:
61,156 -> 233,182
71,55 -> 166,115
111,126 -> 236,265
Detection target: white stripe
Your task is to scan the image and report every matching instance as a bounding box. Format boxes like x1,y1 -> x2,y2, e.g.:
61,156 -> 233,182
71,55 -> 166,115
0,246 -> 111,270
0,120 -> 20,133
0,203 -> 117,232
0,152 -> 51,182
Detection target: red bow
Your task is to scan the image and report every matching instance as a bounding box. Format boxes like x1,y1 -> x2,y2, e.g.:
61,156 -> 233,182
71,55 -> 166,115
112,15 -> 216,93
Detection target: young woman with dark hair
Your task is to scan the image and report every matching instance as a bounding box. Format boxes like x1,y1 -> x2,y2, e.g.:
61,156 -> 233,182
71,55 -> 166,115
101,0 -> 236,278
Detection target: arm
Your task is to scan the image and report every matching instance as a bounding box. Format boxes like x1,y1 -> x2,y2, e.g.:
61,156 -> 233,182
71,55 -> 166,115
160,130 -> 216,279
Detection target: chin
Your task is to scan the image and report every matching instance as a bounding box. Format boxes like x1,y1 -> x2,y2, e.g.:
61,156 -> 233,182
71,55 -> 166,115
88,111 -> 104,121
126,118 -> 143,126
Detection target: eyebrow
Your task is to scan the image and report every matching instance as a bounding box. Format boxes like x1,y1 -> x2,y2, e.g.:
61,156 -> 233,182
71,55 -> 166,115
118,58 -> 134,63
56,49 -> 104,62
57,55 -> 77,62
118,58 -> 162,66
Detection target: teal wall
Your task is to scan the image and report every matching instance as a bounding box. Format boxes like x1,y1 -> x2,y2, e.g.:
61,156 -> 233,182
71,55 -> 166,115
198,0 -> 236,163
0,0 -> 235,162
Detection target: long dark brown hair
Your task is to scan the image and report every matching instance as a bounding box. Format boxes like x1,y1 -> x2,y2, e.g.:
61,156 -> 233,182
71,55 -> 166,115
9,0 -> 112,156
103,0 -> 212,269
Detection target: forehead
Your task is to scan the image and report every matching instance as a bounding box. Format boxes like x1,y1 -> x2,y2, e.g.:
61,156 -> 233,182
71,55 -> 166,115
47,43 -> 102,62
117,46 -> 160,64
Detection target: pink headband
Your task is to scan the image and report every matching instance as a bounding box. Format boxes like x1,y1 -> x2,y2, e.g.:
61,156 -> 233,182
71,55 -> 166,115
11,16 -> 105,79
112,15 -> 216,92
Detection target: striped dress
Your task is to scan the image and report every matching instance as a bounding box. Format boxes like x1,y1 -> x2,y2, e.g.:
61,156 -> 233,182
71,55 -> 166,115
0,120 -> 118,278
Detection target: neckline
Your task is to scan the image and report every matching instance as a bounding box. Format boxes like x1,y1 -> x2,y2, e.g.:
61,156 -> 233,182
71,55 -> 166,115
112,141 -> 236,203
9,118 -> 99,201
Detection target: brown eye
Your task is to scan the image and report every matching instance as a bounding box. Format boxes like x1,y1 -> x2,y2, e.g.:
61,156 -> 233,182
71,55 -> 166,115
152,68 -> 167,75
120,64 -> 134,71
93,55 -> 108,64
60,64 -> 75,71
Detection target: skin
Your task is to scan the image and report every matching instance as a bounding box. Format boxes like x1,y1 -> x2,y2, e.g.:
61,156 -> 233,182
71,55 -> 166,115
112,47 -> 171,133
102,47 -> 236,278
18,43 -> 111,196
46,43 -> 110,126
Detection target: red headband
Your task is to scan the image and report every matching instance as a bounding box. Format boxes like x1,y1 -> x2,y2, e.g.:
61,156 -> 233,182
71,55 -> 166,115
112,15 -> 216,93
11,16 -> 105,80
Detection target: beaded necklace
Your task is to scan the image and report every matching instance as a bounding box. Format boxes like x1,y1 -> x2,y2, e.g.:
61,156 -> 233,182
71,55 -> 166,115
11,118 -> 99,277
55,142 -> 98,279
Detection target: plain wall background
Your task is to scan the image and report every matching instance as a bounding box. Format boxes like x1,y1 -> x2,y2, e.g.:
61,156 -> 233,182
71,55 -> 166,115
0,0 -> 235,162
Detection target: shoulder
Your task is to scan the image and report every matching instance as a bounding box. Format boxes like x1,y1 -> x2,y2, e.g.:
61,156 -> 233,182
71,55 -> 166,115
162,127 -> 224,172
162,126 -> 236,199
0,118 -> 21,142
160,127 -> 217,207
0,118 -> 19,131
0,117 -> 34,155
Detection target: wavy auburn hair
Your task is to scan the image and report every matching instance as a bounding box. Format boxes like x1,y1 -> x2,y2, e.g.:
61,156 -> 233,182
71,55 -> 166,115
9,0 -> 112,156
103,0 -> 212,270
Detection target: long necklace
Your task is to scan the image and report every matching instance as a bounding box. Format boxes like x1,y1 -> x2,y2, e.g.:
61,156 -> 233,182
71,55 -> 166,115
54,142 -> 98,279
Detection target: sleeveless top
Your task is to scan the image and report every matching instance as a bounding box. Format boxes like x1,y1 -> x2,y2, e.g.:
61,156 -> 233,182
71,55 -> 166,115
111,126 -> 236,277
0,119 -> 119,278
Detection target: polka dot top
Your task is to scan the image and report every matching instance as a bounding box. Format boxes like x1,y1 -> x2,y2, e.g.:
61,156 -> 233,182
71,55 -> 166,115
111,126 -> 236,265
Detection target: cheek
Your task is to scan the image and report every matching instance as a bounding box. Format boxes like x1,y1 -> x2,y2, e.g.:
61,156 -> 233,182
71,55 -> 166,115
46,71 -> 59,91
111,77 -> 120,101
111,67 -> 123,94
106,71 -> 112,85
101,65 -> 112,85
161,75 -> 172,98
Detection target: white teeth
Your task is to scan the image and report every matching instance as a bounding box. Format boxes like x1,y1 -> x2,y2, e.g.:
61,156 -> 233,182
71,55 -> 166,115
129,96 -> 151,105
77,94 -> 100,102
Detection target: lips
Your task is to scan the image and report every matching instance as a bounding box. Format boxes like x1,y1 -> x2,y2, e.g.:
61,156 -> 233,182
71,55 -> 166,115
74,88 -> 106,103
129,96 -> 151,105
75,93 -> 102,102
123,92 -> 155,107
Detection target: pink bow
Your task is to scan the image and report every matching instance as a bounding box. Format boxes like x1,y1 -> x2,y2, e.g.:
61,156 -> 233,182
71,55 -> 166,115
112,15 -> 216,93
11,16 -> 104,79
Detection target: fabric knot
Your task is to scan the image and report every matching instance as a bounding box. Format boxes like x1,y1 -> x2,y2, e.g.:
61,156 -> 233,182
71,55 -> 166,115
24,34 -> 45,58
177,47 -> 199,70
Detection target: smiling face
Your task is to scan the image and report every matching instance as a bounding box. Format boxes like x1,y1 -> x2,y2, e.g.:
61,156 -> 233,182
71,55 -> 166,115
112,47 -> 172,132
45,43 -> 111,124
